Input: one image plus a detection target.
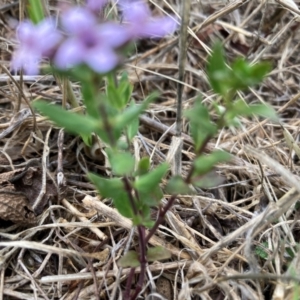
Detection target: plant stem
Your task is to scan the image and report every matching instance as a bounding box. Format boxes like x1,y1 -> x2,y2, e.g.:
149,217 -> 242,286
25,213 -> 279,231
185,134 -> 213,184
145,113 -> 227,243
174,0 -> 191,175
99,102 -> 116,147
122,177 -> 139,215
145,196 -> 176,244
124,268 -> 136,299
145,132 -> 214,244
130,226 -> 147,300
122,177 -> 147,299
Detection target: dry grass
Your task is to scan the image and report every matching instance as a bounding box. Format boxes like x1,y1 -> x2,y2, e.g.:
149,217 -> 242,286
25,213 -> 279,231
1,0 -> 300,299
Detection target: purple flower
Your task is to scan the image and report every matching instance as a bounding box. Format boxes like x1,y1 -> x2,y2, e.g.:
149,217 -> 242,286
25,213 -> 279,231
54,7 -> 130,73
118,0 -> 178,39
61,7 -> 97,34
11,19 -> 61,75
86,0 -> 108,12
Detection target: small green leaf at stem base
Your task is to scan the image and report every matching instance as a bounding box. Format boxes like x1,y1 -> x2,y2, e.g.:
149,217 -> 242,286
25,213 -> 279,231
118,247 -> 171,268
118,251 -> 140,268
146,246 -> 171,262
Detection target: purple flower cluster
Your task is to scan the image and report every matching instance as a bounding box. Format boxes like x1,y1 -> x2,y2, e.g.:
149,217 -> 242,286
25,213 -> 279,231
11,19 -> 61,75
11,0 -> 178,75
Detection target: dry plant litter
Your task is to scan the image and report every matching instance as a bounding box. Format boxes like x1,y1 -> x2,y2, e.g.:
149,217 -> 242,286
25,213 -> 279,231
1,0 -> 300,299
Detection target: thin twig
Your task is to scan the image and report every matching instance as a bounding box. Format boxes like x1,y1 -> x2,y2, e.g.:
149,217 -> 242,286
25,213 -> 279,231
174,0 -> 191,175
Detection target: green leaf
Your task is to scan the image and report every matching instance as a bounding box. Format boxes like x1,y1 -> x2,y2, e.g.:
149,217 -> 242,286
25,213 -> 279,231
207,43 -> 231,96
147,246 -> 171,262
214,104 -> 241,127
34,101 -> 98,135
184,99 -> 217,150
292,285 -> 300,300
95,127 -> 119,146
80,133 -> 93,147
134,163 -> 169,194
246,104 -> 277,121
141,219 -> 155,228
106,72 -> 133,110
28,0 -> 44,24
126,119 -> 139,141
106,149 -> 135,176
285,247 -> 296,260
207,43 -> 271,98
81,81 -> 99,119
165,176 -> 192,195
118,251 -> 140,267
106,74 -> 124,110
52,65 -> 93,82
135,163 -> 168,207
249,61 -> 271,79
295,201 -> 300,213
126,101 -> 139,141
138,186 -> 164,207
228,99 -> 278,121
191,171 -> 224,188
90,102 -> 121,145
193,150 -> 231,176
113,195 -> 134,220
88,174 -> 134,218
88,174 -> 123,199
115,92 -> 158,131
135,157 -> 150,176
133,203 -> 155,227
132,204 -> 152,226
255,242 -> 268,260
116,138 -> 129,150
231,59 -> 271,89
118,247 -> 171,268
119,73 -> 133,106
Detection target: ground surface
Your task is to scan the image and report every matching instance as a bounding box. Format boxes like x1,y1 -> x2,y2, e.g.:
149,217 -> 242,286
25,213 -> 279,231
1,0 -> 300,299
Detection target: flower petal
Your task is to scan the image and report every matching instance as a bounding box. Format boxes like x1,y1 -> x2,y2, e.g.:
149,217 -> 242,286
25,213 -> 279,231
54,38 -> 85,69
119,0 -> 151,23
61,7 -> 97,34
11,48 -> 40,75
134,16 -> 178,38
16,19 -> 61,57
36,19 -> 62,54
16,21 -> 35,44
96,23 -> 131,47
85,47 -> 119,73
86,0 -> 108,12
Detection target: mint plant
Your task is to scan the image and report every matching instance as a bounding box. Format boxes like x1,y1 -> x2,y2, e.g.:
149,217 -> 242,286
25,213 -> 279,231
11,1 -> 278,299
